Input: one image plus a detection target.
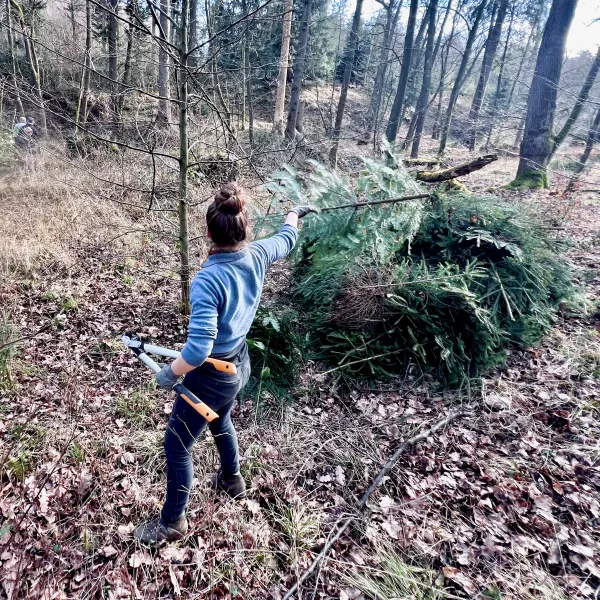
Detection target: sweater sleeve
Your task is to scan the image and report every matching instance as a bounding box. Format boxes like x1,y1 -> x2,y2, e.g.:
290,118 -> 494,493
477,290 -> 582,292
180,275 -> 219,366
251,224 -> 298,268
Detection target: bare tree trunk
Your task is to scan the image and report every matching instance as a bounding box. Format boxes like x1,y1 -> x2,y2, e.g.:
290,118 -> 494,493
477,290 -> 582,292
12,2 -> 47,134
484,1 -> 514,149
75,0 -> 92,131
432,4 -> 460,140
566,106 -> 600,192
285,0 -> 313,140
513,0 -> 578,188
273,0 -> 293,134
410,0 -> 438,157
241,40 -> 247,130
158,0 -> 171,124
385,0 -> 419,143
365,0 -> 403,137
508,12 -> 543,149
243,0 -> 254,146
107,0 -> 119,114
5,0 -> 24,116
179,0 -> 191,313
550,45 -> 600,158
467,0 -> 508,151
403,2 -> 431,120
188,0 -> 198,67
438,0 -> 488,155
67,0 -> 77,43
329,0 -> 364,166
118,3 -> 135,117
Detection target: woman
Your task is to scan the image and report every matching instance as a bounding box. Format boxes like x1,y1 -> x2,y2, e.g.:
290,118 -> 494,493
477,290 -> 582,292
135,182 -> 318,546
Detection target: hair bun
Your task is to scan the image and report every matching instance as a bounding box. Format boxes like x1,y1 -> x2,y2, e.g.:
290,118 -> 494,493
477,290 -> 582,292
215,182 -> 246,215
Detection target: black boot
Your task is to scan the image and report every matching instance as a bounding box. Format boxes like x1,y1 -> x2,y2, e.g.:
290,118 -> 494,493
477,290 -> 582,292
210,471 -> 247,499
134,515 -> 188,546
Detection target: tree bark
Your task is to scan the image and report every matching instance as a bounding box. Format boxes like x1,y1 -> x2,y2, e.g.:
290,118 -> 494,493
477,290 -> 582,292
437,0 -> 488,155
410,0 -> 438,157
158,0 -> 171,124
329,0 -> 364,166
285,0 -> 313,140
385,0 -> 419,143
179,0 -> 191,313
273,0 -> 293,134
566,106 -> 600,192
467,0 -> 508,151
550,45 -> 600,158
514,0 -> 578,188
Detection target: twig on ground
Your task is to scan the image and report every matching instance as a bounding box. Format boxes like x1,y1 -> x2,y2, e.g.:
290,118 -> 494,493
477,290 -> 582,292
282,410 -> 470,600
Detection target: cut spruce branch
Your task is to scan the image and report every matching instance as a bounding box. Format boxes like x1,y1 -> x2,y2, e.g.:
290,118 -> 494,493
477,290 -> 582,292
282,411 -> 469,600
262,193 -> 432,218
415,154 -> 498,183
320,193 -> 431,212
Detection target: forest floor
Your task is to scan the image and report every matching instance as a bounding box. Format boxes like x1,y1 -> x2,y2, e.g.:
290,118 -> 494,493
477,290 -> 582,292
0,113 -> 599,600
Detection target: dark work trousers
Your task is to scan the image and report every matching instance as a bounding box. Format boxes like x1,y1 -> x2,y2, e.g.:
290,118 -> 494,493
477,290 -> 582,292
161,341 -> 251,523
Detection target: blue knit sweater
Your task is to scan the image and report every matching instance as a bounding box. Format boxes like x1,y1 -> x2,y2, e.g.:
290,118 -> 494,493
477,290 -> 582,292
180,224 -> 298,365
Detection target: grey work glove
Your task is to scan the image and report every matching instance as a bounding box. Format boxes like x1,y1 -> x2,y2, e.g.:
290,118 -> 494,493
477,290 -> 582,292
289,205 -> 320,218
155,364 -> 180,389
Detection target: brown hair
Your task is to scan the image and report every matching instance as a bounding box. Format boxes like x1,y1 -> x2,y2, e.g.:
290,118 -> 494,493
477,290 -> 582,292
206,182 -> 249,247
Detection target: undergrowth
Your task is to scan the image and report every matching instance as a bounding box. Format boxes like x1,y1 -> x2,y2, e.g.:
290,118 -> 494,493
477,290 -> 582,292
260,153 -> 575,386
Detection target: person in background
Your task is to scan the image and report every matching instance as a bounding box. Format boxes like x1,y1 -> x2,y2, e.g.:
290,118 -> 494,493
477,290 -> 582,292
26,116 -> 39,139
13,117 -> 26,137
134,182 -> 319,546
16,117 -> 38,153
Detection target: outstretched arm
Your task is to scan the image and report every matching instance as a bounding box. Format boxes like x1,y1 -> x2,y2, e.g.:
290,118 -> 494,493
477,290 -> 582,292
253,206 -> 320,266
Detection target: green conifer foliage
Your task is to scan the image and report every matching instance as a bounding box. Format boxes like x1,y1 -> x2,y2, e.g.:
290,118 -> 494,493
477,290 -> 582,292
262,157 -> 574,385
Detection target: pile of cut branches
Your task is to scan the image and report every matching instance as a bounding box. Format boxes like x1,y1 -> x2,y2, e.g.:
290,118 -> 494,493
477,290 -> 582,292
264,156 -> 575,385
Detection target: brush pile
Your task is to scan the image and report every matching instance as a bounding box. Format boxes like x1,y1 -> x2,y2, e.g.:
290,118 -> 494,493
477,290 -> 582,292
265,156 -> 575,384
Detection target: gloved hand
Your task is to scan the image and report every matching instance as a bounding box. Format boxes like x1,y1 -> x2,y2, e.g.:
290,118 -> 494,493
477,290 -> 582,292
155,364 -> 180,389
289,205 -> 321,218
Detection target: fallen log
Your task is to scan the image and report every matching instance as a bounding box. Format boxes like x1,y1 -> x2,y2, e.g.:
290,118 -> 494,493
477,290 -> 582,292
403,157 -> 441,168
416,154 -> 498,183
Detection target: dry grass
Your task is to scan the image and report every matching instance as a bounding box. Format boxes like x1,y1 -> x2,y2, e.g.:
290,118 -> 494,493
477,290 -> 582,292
0,152 -> 130,274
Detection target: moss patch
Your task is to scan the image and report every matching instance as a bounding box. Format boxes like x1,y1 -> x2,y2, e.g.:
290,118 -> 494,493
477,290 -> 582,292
507,168 -> 548,189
